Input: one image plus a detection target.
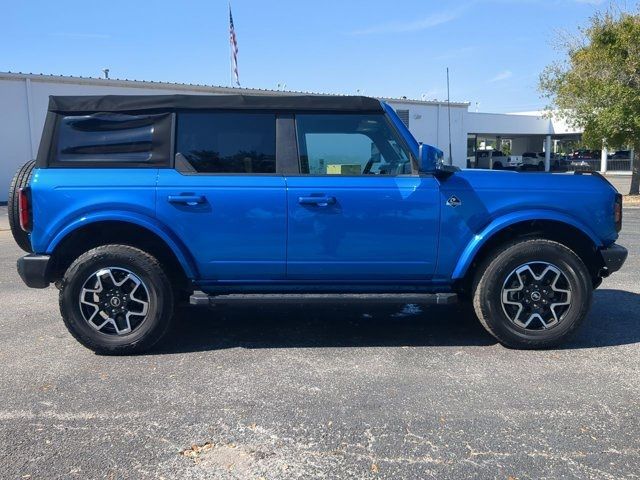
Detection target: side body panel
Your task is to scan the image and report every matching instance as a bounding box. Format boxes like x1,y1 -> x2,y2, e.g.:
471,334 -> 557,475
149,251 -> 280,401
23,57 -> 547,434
434,171 -> 619,281
29,168 -> 199,278
155,170 -> 287,280
30,168 -> 159,253
286,175 -> 440,280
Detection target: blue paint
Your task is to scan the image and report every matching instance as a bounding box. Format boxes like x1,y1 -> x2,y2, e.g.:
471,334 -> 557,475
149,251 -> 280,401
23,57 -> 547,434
285,175 -> 440,280
156,170 -> 287,280
26,102 -> 621,292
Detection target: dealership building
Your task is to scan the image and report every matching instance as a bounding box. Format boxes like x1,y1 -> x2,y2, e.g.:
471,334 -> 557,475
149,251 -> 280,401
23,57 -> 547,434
0,71 -> 628,202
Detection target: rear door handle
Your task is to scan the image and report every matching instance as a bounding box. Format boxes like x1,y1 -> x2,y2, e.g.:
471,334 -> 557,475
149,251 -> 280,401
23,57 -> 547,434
298,196 -> 336,207
168,195 -> 206,206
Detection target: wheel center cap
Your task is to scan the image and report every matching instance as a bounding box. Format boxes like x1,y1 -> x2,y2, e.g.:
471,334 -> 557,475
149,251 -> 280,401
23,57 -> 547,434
110,297 -> 122,307
530,291 -> 542,302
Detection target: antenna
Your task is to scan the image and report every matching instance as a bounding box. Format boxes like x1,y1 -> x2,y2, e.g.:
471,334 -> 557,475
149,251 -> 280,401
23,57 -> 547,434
446,67 -> 453,166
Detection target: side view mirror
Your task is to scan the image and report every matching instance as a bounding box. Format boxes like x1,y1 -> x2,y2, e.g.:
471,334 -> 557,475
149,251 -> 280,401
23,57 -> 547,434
418,143 -> 443,172
418,143 -> 459,177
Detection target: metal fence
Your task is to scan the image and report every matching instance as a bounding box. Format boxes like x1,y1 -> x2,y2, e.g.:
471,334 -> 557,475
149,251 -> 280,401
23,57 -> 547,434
607,159 -> 633,172
567,159 -> 632,172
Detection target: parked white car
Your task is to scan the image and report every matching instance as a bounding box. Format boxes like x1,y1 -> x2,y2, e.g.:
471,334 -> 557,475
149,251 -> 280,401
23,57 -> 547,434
522,152 -> 546,170
509,153 -> 568,171
474,150 -> 510,169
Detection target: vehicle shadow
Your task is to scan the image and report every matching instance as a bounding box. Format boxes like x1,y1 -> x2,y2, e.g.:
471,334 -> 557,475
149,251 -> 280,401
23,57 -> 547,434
152,289 -> 639,354
563,289 -> 640,349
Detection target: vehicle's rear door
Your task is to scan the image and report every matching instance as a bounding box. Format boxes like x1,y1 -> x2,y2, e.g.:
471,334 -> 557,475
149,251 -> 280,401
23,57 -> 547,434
156,111 -> 286,281
286,113 -> 440,281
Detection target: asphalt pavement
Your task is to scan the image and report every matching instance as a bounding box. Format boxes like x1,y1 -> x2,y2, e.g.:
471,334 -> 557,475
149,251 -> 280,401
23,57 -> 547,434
0,206 -> 638,479
605,175 -> 632,195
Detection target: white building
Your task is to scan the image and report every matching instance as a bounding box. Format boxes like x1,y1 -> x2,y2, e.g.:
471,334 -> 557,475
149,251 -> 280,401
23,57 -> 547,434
0,71 -> 617,202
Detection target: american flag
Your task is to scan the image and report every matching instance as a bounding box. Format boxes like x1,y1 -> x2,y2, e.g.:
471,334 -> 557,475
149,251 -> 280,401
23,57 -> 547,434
229,4 -> 240,86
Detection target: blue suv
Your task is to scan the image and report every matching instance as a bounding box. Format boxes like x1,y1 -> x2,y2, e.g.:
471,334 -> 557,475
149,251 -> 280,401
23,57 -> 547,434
9,94 -> 627,354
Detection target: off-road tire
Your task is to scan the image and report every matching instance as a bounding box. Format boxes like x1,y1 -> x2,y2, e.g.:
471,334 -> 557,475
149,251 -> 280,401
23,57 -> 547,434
59,245 -> 174,355
472,239 -> 592,349
8,160 -> 36,252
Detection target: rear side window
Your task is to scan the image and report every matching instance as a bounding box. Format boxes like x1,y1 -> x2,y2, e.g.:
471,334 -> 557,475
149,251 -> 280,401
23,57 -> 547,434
54,113 -> 170,166
176,112 -> 276,174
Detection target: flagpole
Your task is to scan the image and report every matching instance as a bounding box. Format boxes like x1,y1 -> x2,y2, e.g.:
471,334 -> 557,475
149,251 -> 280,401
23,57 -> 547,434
229,2 -> 233,88
228,1 -> 239,87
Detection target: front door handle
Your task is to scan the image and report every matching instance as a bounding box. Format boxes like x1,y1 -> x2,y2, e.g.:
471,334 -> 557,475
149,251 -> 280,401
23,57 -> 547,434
298,196 -> 336,207
168,195 -> 206,206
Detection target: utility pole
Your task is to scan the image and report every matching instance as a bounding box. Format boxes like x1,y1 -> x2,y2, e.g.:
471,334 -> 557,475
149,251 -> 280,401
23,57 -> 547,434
446,68 -> 453,166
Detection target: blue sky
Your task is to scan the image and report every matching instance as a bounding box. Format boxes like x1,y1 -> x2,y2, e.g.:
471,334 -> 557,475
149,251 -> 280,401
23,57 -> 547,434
2,0 -> 630,112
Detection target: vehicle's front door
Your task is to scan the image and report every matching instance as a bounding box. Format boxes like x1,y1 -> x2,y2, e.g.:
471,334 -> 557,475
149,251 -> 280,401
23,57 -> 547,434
286,113 -> 440,281
156,111 -> 286,281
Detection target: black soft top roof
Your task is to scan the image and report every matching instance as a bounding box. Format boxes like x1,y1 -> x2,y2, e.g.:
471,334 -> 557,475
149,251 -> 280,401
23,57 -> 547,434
47,94 -> 384,114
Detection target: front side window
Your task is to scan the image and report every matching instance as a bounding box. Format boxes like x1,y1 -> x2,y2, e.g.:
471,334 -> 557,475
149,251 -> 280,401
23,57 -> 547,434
296,114 -> 413,175
176,112 -> 276,173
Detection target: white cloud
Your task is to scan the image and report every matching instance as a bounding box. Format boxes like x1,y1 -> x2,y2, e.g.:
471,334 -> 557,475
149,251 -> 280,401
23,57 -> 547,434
488,70 -> 513,82
351,9 -> 462,35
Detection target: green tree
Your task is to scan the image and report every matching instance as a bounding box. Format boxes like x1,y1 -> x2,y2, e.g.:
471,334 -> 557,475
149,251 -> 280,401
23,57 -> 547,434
539,7 -> 640,195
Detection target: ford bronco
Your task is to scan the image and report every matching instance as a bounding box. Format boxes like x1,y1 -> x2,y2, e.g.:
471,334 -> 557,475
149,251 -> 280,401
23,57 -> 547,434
9,94 -> 627,354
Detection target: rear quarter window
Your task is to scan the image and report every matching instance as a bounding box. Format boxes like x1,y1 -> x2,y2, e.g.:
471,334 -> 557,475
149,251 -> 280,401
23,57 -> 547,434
52,112 -> 171,167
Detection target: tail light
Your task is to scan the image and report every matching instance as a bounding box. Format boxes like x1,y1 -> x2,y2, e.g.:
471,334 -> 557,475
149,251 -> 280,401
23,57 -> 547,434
18,187 -> 32,232
614,193 -> 623,232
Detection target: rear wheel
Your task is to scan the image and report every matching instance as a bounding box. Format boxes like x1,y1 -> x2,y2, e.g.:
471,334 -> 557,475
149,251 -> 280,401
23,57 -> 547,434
8,160 -> 36,252
493,161 -> 503,170
59,245 -> 174,355
537,161 -> 545,171
472,239 -> 592,349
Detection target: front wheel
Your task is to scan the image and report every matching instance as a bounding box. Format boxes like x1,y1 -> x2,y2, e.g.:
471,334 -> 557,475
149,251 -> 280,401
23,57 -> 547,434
59,245 -> 174,355
472,239 -> 592,349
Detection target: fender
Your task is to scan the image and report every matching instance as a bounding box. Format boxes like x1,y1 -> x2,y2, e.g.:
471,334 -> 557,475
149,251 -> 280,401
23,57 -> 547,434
46,210 -> 199,279
451,209 -> 603,280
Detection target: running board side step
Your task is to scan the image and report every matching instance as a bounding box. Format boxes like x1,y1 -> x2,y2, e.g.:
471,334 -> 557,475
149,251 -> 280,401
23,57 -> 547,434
189,291 -> 458,306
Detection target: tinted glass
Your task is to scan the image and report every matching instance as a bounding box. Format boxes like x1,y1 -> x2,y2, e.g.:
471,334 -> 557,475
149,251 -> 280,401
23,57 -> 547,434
56,113 -> 160,163
296,114 -> 412,175
176,112 -> 276,173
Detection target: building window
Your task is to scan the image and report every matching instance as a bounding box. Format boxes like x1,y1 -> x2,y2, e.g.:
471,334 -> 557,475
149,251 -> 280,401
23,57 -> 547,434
396,109 -> 410,128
